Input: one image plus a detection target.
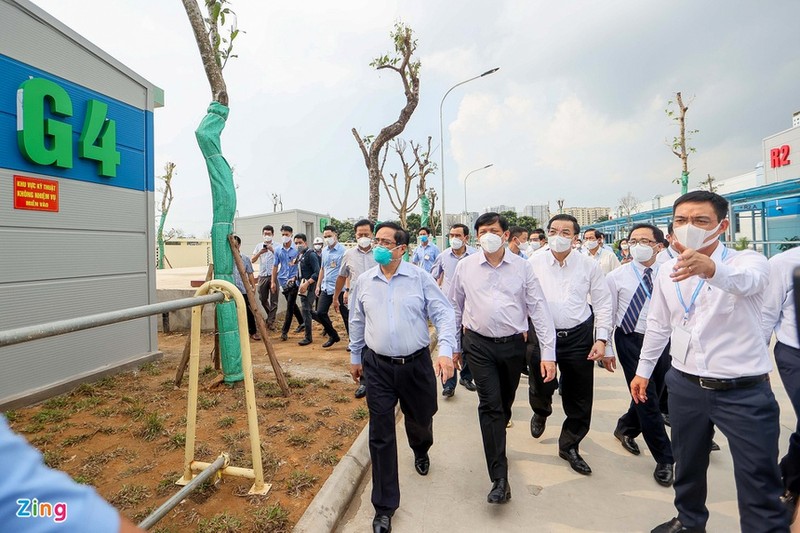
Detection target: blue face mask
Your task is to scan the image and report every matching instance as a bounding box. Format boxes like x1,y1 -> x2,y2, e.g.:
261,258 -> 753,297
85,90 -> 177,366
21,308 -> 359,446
420,235 -> 429,243
373,246 -> 395,265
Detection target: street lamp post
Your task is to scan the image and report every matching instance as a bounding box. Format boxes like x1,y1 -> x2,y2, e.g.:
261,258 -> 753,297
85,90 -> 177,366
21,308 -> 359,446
463,164 -> 493,227
439,67 -> 499,246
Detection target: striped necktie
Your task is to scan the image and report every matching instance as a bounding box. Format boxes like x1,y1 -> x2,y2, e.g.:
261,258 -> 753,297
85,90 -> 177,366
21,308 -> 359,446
620,267 -> 652,334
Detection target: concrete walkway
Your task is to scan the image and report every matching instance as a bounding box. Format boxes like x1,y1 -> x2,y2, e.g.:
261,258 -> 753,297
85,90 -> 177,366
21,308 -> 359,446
336,365 -> 794,533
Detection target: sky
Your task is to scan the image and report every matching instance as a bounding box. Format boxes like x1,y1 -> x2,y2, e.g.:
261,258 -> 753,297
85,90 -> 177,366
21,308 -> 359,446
33,0 -> 800,236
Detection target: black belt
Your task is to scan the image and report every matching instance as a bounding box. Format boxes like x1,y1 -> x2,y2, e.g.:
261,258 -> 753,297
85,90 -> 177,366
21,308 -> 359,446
617,330 -> 645,340
677,370 -> 769,391
371,347 -> 427,365
466,329 -> 525,344
555,316 -> 593,338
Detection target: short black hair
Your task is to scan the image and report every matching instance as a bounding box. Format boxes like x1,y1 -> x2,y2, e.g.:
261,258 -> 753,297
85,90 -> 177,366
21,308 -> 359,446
449,223 -> 470,236
418,227 -> 432,235
667,222 -> 674,235
280,224 -> 293,233
474,212 -> 509,232
531,228 -> 546,239
673,191 -> 729,222
294,233 -> 307,243
262,225 -> 274,234
627,223 -> 664,243
547,214 -> 580,235
232,234 -> 241,245
509,226 -> 527,239
323,225 -> 337,234
583,228 -> 602,239
375,221 -> 409,246
354,219 -> 374,232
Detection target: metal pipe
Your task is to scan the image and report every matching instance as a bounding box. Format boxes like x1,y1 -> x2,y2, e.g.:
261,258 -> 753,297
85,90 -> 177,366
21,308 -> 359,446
0,293 -> 225,348
138,454 -> 227,530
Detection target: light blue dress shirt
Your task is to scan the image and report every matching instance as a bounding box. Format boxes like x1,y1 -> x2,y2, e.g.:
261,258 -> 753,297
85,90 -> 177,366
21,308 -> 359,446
320,242 -> 346,295
1,416 -> 120,532
430,245 -> 478,298
348,261 -> 456,364
273,244 -> 299,288
411,243 -> 440,273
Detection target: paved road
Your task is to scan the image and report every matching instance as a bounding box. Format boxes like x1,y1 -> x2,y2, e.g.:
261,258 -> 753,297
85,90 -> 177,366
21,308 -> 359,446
337,363 -> 794,532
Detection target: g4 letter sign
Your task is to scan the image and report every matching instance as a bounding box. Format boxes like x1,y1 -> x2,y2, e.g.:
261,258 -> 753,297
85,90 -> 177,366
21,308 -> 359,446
16,78 -> 121,177
770,145 -> 791,169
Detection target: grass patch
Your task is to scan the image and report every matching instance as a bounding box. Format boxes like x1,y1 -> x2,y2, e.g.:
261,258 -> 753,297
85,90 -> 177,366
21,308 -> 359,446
197,512 -> 241,533
221,430 -> 247,448
197,394 -> 219,410
352,406 -> 369,420
121,462 -> 155,478
31,408 -> 69,424
3,410 -> 21,422
22,421 -> 45,433
73,396 -> 103,411
72,474 -> 93,485
285,469 -> 318,496
266,424 -> 289,436
188,477 -> 218,504
217,416 -> 236,429
251,503 -> 290,533
95,407 -> 117,418
332,394 -> 350,403
316,406 -> 337,418
264,398 -> 290,409
166,432 -> 186,450
132,506 -> 156,524
95,375 -> 118,389
109,484 -> 150,510
139,361 -> 161,376
139,413 -> 165,441
29,434 -> 53,446
156,472 -> 181,496
71,382 -> 98,397
305,420 -> 325,433
287,377 -> 309,389
62,433 -> 93,447
256,381 -> 284,398
288,412 -> 309,422
42,449 -> 65,468
43,396 -> 69,409
301,398 -> 319,407
311,448 -> 339,466
286,433 -> 314,448
201,365 -> 215,376
333,421 -> 357,437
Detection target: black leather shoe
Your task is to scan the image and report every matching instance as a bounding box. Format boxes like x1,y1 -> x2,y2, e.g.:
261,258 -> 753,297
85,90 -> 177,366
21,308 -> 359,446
459,378 -> 477,391
322,337 -> 340,348
280,333 -> 288,341
354,384 -> 367,399
414,453 -> 430,476
487,478 -> 511,504
293,324 -> 305,333
530,414 -> 546,438
710,440 -> 720,451
651,517 -> 705,532
297,338 -> 312,346
442,387 -> 454,398
614,429 -> 640,455
372,514 -> 392,533
559,448 -> 592,475
654,463 -> 674,487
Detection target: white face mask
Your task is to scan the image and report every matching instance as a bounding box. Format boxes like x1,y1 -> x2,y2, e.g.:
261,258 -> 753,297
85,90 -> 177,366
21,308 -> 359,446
282,235 -> 291,244
548,235 -> 573,253
673,222 -> 721,250
584,240 -> 599,251
630,244 -> 654,263
530,240 -> 542,250
324,237 -> 335,247
620,243 -> 629,250
479,233 -> 503,254
313,243 -> 322,250
263,235 -> 273,243
450,237 -> 464,250
357,237 -> 372,249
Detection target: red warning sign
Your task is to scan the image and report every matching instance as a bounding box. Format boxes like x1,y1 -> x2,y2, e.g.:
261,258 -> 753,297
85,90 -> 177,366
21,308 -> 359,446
13,175 -> 59,212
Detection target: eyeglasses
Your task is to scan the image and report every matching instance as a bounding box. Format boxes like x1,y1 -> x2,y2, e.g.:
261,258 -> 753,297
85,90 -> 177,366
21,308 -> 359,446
628,238 -> 657,246
673,216 -> 716,227
372,239 -> 397,247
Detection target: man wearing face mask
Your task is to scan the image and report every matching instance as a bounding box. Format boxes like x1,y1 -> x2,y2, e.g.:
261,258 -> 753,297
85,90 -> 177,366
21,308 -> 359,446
430,223 -> 479,397
527,214 -> 613,476
529,228 -> 548,255
294,234 -> 320,347
411,227 -> 440,274
251,225 -> 278,331
312,225 -> 346,348
449,212 -> 556,504
348,222 -> 456,533
630,191 -> 788,533
271,224 -> 304,341
605,224 -> 674,488
656,223 -> 679,266
508,226 -> 530,259
313,236 -> 324,258
335,219 -> 377,398
584,228 -> 621,275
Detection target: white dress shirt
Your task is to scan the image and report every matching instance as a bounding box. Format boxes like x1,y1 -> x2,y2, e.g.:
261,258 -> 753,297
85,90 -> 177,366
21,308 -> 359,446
655,246 -> 677,266
527,249 -> 613,342
449,250 -> 556,360
637,244 -> 773,379
587,247 -> 621,275
762,246 -> 800,349
605,261 -> 659,355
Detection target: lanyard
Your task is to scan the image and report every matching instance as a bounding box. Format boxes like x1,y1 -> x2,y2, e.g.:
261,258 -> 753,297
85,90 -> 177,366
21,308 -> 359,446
674,247 -> 728,320
631,263 -> 653,300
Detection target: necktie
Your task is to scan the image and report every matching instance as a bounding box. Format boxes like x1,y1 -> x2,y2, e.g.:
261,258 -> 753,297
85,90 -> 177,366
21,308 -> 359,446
620,267 -> 652,334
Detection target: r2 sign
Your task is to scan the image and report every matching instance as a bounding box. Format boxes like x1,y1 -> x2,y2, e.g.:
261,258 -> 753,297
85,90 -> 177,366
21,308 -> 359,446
16,77 -> 121,177
770,145 -> 791,169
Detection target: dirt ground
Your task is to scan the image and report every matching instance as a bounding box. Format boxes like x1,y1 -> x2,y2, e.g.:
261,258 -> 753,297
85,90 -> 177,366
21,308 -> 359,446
3,317 -> 366,532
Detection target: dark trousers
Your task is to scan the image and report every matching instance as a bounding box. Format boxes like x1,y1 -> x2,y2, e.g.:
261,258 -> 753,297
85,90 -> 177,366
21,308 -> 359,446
528,316 -> 594,451
312,291 -> 340,340
339,292 -> 350,335
463,330 -> 527,481
280,285 -> 303,335
363,346 -> 437,515
444,354 -> 473,390
776,341 -> 800,494
242,291 -> 256,335
614,330 -> 673,464
666,368 -> 788,531
257,276 -> 278,326
298,290 -> 317,342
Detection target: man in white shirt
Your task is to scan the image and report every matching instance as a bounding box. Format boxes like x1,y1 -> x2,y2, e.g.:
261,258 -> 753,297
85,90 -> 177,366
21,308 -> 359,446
527,214 -> 613,476
529,228 -> 548,255
584,228 -> 621,275
631,191 -> 788,533
656,222 -> 679,266
762,246 -> 800,511
606,223 -> 674,487
251,224 -> 278,331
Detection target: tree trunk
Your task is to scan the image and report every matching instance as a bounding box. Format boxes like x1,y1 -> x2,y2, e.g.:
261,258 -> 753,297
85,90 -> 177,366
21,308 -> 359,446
180,0 -> 228,105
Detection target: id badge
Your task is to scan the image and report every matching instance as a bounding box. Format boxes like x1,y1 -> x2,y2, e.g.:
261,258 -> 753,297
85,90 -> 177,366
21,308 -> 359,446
670,324 -> 692,365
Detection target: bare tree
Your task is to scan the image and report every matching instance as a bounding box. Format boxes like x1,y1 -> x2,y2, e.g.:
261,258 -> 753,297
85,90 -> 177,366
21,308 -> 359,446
352,22 -> 421,222
618,192 -> 640,222
380,136 -> 436,229
698,173 -> 718,193
156,162 -> 176,269
665,92 -> 698,195
426,187 -> 440,234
